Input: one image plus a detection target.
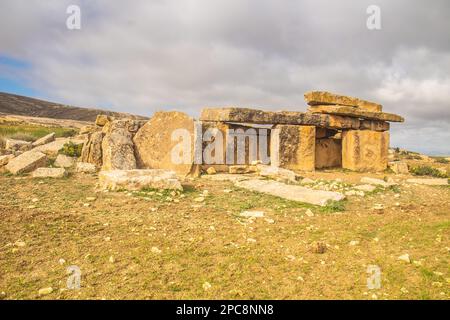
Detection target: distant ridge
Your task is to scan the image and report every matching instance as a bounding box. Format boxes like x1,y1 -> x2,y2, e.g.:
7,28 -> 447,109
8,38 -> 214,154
0,92 -> 148,122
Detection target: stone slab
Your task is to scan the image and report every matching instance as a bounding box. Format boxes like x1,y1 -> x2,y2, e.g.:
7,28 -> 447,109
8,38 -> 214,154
31,167 -> 67,178
5,151 -> 47,174
235,179 -> 345,206
406,178 -> 448,186
308,105 -> 404,122
98,169 -> 183,191
32,133 -> 55,147
304,91 -> 382,112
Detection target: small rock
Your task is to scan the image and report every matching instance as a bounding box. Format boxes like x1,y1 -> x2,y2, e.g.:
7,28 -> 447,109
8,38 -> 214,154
83,203 -> 90,207
246,238 -> 257,243
202,282 -> 212,291
240,210 -> 264,218
300,177 -> 315,185
305,209 -> 314,217
223,189 -> 232,193
104,237 -> 111,241
206,167 -> 217,175
86,197 -> 96,202
264,218 -> 275,224
312,242 -> 327,254
38,287 -> 53,296
398,253 -> 411,263
194,197 -> 205,203
109,256 -> 115,263
151,246 -> 162,254
349,240 -> 359,246
15,240 -> 26,247
58,258 -> 66,265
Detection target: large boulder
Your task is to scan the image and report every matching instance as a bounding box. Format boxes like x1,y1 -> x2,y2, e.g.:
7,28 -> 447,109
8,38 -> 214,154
32,133 -> 55,148
5,151 -> 47,174
101,120 -> 141,171
31,167 -> 67,178
5,139 -> 32,152
81,131 -> 104,167
54,154 -> 77,168
98,169 -> 183,191
95,114 -> 113,127
133,111 -> 196,177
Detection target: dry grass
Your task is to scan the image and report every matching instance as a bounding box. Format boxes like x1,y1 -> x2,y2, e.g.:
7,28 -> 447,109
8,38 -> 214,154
0,171 -> 448,300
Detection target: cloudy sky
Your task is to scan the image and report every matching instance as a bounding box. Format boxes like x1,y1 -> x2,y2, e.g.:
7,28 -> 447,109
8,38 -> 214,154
0,0 -> 449,154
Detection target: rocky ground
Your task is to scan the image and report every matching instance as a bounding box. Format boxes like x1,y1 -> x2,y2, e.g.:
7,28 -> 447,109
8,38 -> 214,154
0,160 -> 449,300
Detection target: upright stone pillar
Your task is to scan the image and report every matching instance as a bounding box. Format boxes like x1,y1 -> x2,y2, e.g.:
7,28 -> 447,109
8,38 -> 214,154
342,130 -> 389,172
271,125 -> 315,171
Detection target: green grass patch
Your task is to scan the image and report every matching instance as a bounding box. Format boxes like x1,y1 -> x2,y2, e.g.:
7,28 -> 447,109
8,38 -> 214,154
410,165 -> 447,178
59,142 -> 83,157
0,124 -> 77,142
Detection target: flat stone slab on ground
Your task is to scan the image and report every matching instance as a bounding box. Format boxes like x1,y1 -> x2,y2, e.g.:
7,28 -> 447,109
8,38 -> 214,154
5,139 -> 32,152
33,138 -> 84,155
32,132 -> 55,147
200,173 -> 255,182
98,169 -> 183,191
5,151 -> 47,174
32,167 -> 67,178
406,178 -> 448,186
354,184 -> 377,192
360,177 -> 396,187
76,162 -> 97,173
0,154 -> 15,167
257,165 -> 299,183
235,179 -> 345,206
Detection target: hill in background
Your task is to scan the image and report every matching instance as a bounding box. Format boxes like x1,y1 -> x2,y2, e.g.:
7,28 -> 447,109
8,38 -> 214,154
0,92 -> 148,122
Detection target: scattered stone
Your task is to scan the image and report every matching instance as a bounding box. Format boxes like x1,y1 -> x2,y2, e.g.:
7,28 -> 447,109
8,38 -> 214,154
5,151 -> 47,175
76,162 -> 97,173
360,177 -> 395,187
33,138 -> 84,156
305,209 -> 314,217
246,238 -> 257,243
229,165 -> 251,174
58,258 -> 66,265
86,197 -> 96,202
406,178 -> 448,186
38,287 -> 53,296
0,154 -> 15,167
206,167 -> 217,175
54,154 -> 76,168
388,161 -> 409,174
95,114 -> 112,126
264,218 -> 275,224
109,256 -> 115,263
31,167 -> 67,178
240,210 -> 265,218
235,179 -> 345,206
349,240 -> 360,246
223,189 -> 233,193
151,246 -> 162,254
398,254 -> 411,263
373,204 -> 384,214
5,139 -> 32,152
15,240 -> 26,247
202,282 -> 212,291
354,184 -> 376,192
194,197 -> 205,202
32,133 -> 55,147
257,165 -> 299,183
98,169 -> 183,191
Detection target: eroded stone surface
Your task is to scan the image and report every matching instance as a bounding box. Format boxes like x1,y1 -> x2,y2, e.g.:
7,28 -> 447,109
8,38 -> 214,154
54,154 -> 76,168
5,151 -> 47,174
81,131 -> 104,167
76,162 -> 97,173
406,178 -> 448,186
98,169 -> 183,191
0,154 -> 15,167
235,179 -> 345,206
308,105 -> 404,122
134,111 -> 195,176
5,139 -> 32,152
342,130 -> 389,172
388,161 -> 409,174
304,91 -> 382,112
32,133 -> 55,147
33,138 -> 84,156
32,167 -> 67,178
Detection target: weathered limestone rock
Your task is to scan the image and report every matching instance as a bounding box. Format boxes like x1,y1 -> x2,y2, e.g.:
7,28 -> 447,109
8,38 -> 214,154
98,169 -> 183,191
304,91 -> 382,112
271,125 -> 315,171
315,138 -> 342,169
229,165 -> 254,174
95,114 -> 112,127
308,105 -> 404,122
406,178 -> 448,186
360,177 -> 396,187
32,133 -> 55,147
354,184 -> 377,192
360,120 -> 390,131
5,151 -> 47,174
54,154 -> 76,168
133,111 -> 195,176
31,167 -> 67,178
200,107 -> 361,129
388,161 -> 409,174
33,138 -> 84,156
235,179 -> 345,206
79,125 -> 96,134
81,131 -> 104,167
342,130 -> 389,172
257,165 -> 299,183
0,154 -> 14,167
5,139 -> 32,152
102,120 -> 139,171
76,162 -> 97,173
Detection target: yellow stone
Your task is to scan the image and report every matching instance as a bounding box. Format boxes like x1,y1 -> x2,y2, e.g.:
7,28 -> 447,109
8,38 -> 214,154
342,130 -> 389,172
315,138 -> 342,169
304,91 -> 382,112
